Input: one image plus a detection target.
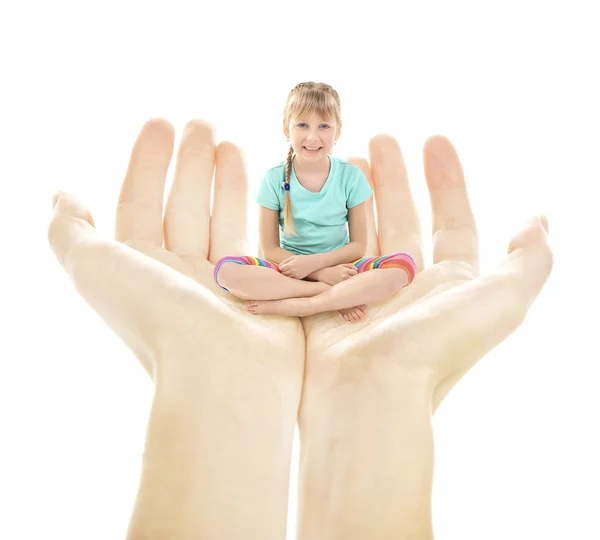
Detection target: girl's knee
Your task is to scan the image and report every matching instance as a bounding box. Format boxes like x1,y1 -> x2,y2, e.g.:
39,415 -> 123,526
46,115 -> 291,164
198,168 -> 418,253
379,252 -> 417,286
384,267 -> 411,294
215,265 -> 253,299
213,258 -> 240,292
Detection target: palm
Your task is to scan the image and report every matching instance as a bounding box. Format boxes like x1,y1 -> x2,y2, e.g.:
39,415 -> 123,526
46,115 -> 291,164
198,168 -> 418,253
122,239 -> 301,348
50,119 -> 303,378
49,120 -> 306,539
301,135 -> 552,414
304,262 -> 471,345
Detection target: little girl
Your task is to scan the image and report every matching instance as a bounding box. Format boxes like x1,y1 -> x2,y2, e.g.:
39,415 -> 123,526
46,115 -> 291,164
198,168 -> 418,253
214,81 -> 416,321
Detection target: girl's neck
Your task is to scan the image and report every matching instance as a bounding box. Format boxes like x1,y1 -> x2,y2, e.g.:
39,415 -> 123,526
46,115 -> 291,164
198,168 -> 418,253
293,155 -> 330,175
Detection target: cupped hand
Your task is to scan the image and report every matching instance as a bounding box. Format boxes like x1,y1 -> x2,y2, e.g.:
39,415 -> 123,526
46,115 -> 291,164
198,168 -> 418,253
300,134 -> 553,416
295,134 -> 552,538
48,119 -> 305,538
48,119 -> 304,379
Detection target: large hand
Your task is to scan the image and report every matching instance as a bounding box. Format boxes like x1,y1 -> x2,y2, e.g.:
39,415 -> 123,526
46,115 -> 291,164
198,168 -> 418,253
48,119 -> 304,539
296,135 -> 553,539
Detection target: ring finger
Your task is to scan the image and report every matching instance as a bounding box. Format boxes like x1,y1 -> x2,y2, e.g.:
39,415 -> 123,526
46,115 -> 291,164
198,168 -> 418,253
369,135 -> 424,270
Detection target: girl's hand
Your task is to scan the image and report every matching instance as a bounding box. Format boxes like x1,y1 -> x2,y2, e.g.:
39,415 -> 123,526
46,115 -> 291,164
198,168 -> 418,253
279,254 -> 321,280
313,264 -> 358,285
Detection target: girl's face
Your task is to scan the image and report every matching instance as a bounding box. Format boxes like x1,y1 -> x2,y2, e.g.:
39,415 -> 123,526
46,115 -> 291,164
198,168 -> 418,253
288,112 -> 339,164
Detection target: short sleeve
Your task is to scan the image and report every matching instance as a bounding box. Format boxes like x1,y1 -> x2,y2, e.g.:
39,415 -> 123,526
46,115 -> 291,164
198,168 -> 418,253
256,170 -> 281,210
346,166 -> 373,208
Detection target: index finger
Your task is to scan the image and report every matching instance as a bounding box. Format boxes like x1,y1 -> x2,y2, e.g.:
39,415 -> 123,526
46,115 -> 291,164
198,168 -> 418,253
346,157 -> 380,257
208,141 -> 249,261
164,120 -> 216,258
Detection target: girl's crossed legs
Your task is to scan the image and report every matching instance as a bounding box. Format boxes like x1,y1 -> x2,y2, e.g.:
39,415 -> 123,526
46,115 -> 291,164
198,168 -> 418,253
214,254 -> 416,321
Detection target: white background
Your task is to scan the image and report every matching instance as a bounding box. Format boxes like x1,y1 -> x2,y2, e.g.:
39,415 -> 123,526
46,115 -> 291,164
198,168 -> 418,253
2,1 -> 598,539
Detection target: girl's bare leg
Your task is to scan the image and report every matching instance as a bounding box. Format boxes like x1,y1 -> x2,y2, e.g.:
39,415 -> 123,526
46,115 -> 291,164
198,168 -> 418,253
246,268 -> 409,317
217,262 -> 329,300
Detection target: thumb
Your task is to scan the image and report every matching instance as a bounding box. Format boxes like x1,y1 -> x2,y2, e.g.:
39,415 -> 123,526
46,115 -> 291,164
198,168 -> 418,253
48,191 -> 97,269
507,214 -> 549,253
422,215 -> 553,408
47,191 -> 226,375
504,214 -> 553,307
51,190 -> 95,225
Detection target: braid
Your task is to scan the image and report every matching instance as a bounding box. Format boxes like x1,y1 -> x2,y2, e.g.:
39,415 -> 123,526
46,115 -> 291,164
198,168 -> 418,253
281,81 -> 341,237
285,144 -> 293,184
283,145 -> 296,237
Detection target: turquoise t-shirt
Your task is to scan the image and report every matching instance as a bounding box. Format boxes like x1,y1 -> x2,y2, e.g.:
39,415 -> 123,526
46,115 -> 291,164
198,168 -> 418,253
256,155 -> 373,255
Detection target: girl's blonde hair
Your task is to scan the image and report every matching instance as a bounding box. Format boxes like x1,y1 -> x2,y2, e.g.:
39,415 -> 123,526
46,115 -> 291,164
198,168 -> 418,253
282,82 -> 341,237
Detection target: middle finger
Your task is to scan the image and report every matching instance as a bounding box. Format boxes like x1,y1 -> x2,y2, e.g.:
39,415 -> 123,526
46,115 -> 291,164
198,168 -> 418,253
163,120 -> 216,258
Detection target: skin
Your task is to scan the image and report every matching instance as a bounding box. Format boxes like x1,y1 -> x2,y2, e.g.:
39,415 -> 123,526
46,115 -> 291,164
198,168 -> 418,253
48,118 -> 553,539
276,111 -> 370,321
222,110 -> 404,322
244,265 -> 410,317
295,135 -> 553,539
213,110 -> 367,313
48,119 -> 305,540
286,111 -> 339,171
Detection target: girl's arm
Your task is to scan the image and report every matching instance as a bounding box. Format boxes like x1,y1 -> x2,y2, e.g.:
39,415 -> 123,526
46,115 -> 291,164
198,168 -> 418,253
257,206 -> 330,282
260,203 -> 367,283
307,202 -> 368,270
258,205 -> 295,263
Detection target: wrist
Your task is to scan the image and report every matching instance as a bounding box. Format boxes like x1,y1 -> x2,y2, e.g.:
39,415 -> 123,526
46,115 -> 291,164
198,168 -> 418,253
264,247 -> 295,265
306,267 -> 325,281
308,253 -> 330,271
311,243 -> 364,269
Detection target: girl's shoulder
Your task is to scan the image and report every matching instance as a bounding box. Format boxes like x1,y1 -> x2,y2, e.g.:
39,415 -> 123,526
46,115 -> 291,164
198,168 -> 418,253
266,160 -> 287,173
262,161 -> 287,183
330,155 -> 363,178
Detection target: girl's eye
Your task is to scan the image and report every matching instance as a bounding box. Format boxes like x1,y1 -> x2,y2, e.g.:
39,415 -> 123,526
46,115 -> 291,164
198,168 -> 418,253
298,123 -> 307,128
320,124 -> 330,129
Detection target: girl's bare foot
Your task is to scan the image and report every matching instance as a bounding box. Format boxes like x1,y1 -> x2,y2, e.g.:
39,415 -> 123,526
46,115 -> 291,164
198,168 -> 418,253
245,266 -> 411,319
338,305 -> 368,322
245,299 -> 369,321
245,300 -> 259,314
245,297 -> 312,317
